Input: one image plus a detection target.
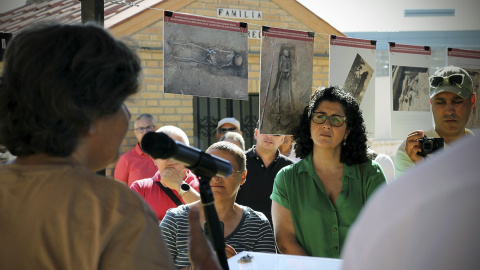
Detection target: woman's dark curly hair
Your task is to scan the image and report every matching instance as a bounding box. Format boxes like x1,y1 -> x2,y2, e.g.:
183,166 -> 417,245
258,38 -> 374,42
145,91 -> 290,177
293,86 -> 368,165
0,22 -> 141,157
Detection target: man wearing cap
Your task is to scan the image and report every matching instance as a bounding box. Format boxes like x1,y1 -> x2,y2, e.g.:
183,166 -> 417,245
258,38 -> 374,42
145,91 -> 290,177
395,65 -> 477,177
215,117 -> 243,141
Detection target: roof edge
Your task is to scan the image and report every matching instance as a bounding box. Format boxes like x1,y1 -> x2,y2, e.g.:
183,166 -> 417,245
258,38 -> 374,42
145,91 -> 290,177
272,0 -> 344,37
107,0 -> 197,37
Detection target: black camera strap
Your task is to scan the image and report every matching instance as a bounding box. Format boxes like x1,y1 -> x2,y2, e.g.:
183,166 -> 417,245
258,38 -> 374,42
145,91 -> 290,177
152,178 -> 183,206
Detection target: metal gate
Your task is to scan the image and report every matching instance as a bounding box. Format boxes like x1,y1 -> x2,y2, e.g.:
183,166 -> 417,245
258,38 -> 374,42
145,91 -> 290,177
193,94 -> 259,151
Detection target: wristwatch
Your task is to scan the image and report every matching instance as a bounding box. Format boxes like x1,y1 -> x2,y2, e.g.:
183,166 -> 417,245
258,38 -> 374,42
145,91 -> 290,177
179,182 -> 191,196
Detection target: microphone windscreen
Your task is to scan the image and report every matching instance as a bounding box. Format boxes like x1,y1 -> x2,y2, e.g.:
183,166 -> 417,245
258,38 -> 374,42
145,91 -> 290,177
141,132 -> 176,159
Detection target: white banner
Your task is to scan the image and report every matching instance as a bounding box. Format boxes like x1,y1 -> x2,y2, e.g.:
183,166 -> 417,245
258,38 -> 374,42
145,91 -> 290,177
259,26 -> 314,135
163,11 -> 249,100
329,36 -> 376,138
389,43 -> 432,140
447,48 -> 480,132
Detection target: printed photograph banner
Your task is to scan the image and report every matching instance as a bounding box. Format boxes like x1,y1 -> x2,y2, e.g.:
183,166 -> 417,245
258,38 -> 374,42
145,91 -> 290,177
163,11 -> 249,99
259,26 -> 314,135
329,36 -> 376,138
389,43 -> 432,140
447,48 -> 480,132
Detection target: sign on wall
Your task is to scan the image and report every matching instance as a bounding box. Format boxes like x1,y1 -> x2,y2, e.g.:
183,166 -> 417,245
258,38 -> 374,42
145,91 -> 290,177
217,8 -> 262,20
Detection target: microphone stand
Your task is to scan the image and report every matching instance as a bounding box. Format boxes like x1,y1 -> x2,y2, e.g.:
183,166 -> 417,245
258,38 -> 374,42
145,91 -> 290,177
188,152 -> 229,270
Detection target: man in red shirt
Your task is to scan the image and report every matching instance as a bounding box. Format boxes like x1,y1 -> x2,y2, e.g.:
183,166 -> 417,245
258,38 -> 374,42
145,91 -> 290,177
130,126 -> 201,220
114,114 -> 158,187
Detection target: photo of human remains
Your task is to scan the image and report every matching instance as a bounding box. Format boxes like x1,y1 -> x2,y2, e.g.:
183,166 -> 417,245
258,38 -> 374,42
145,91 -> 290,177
343,53 -> 374,104
391,65 -> 430,111
164,14 -> 248,99
260,36 -> 313,135
464,68 -> 480,129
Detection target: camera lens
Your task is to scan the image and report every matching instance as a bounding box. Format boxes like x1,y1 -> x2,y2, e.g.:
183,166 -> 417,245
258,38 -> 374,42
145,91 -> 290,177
422,141 -> 434,151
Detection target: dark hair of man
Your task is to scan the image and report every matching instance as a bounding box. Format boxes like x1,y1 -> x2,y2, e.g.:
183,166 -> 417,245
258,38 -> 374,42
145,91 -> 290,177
206,141 -> 246,172
0,22 -> 141,157
293,86 -> 369,165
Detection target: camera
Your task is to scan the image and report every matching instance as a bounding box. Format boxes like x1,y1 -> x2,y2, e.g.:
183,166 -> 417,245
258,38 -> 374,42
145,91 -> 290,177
418,136 -> 444,157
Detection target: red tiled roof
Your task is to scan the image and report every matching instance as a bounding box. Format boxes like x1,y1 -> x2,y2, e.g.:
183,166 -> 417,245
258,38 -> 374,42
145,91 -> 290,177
0,0 -> 158,35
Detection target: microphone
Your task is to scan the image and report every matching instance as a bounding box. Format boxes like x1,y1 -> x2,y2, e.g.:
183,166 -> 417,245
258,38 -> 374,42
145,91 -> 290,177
141,131 -> 232,178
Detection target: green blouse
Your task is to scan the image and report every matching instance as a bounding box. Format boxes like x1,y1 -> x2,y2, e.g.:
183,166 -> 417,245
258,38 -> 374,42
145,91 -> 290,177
271,152 -> 386,258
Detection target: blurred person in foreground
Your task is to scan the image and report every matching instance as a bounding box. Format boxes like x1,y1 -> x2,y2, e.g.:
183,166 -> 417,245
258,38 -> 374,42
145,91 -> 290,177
342,135 -> 480,270
0,22 -> 219,270
271,86 -> 386,258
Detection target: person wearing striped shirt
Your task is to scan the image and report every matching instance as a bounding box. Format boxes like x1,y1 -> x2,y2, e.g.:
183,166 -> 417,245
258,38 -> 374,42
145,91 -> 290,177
160,141 -> 276,269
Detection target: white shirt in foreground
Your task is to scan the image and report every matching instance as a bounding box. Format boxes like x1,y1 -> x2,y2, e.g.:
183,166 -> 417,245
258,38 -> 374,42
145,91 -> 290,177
341,135 -> 480,270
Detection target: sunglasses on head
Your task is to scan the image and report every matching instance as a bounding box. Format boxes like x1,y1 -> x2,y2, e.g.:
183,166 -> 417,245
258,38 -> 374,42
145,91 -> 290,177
218,127 -> 237,134
429,74 -> 464,88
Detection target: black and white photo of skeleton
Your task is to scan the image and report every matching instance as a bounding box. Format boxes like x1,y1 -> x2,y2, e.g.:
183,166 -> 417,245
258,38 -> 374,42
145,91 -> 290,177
164,13 -> 248,99
391,65 -> 430,111
259,29 -> 313,135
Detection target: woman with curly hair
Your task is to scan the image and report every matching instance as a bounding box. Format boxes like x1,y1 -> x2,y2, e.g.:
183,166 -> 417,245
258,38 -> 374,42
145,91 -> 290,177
270,86 -> 386,258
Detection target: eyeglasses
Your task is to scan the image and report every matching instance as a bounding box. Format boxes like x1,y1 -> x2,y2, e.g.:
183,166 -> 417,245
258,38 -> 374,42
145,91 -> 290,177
134,125 -> 156,133
311,112 -> 346,127
429,74 -> 464,88
218,127 -> 237,135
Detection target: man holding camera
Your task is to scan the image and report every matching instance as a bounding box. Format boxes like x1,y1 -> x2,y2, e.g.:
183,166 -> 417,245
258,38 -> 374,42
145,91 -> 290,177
395,65 -> 476,177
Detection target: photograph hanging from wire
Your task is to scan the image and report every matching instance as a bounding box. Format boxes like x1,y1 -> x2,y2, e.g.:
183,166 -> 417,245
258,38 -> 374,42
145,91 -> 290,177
329,36 -> 377,138
391,65 -> 430,112
163,11 -> 249,100
343,53 -> 374,105
447,48 -> 480,130
389,43 -> 432,140
259,26 -> 314,135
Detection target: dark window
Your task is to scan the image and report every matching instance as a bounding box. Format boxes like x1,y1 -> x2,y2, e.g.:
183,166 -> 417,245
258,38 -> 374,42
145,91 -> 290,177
193,94 -> 259,150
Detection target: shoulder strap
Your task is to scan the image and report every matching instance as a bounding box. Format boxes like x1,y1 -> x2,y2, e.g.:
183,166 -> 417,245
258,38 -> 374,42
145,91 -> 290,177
359,164 -> 364,205
153,178 -> 183,206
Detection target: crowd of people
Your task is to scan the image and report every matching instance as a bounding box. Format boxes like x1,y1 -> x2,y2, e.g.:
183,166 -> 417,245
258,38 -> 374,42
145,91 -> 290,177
0,21 -> 477,270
